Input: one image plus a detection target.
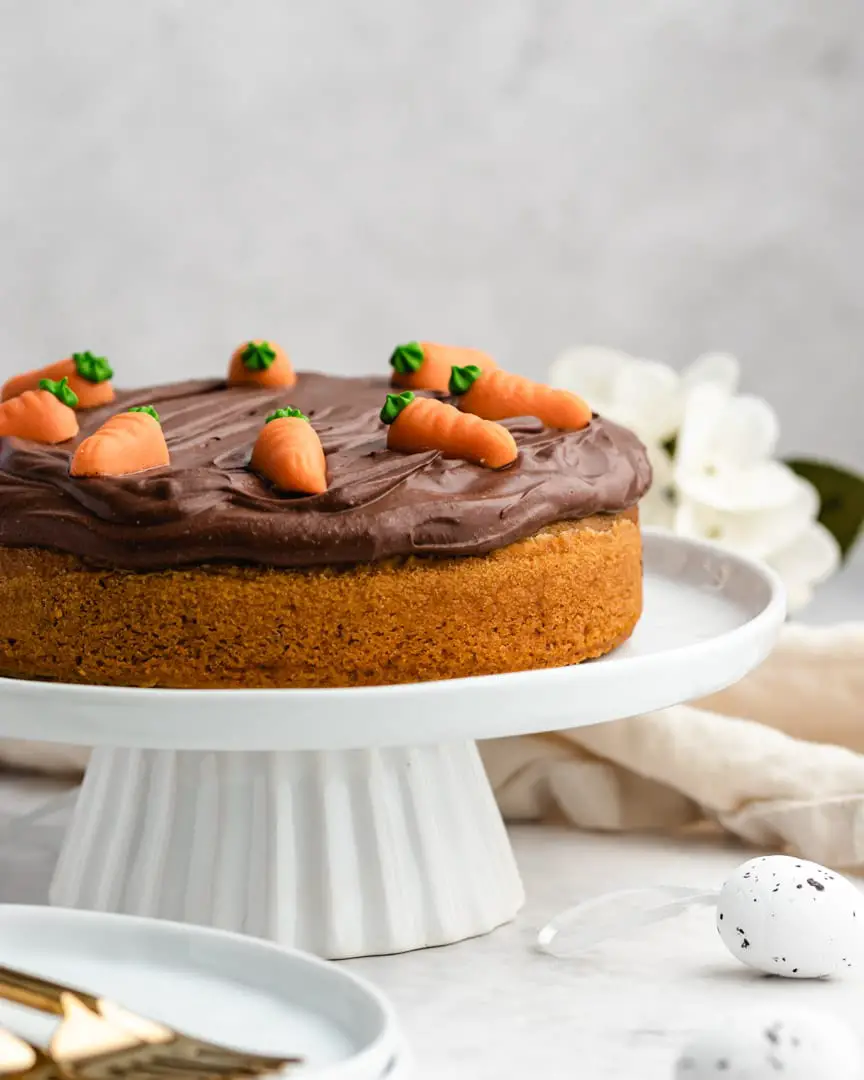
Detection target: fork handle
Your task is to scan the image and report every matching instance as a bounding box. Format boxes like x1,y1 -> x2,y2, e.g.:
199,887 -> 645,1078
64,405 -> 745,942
0,965 -> 99,1016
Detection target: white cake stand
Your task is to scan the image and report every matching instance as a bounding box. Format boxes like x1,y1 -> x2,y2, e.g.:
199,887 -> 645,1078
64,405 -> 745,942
0,531 -> 784,959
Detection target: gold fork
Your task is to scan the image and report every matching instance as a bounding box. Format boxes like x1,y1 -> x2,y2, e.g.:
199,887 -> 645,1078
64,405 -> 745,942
0,964 -> 302,1080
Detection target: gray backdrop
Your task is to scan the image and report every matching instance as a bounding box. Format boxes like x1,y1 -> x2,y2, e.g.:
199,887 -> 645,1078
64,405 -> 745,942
1,1 -> 861,466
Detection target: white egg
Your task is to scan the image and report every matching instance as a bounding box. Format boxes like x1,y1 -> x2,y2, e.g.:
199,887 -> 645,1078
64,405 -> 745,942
716,855 -> 864,978
674,1008 -> 861,1079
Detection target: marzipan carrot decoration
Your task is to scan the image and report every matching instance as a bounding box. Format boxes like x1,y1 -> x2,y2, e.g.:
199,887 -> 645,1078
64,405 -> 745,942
0,377 -> 80,443
70,405 -> 170,477
250,408 -> 327,495
449,365 -> 592,431
2,351 -> 115,408
228,340 -> 296,389
389,341 -> 498,392
381,391 -> 517,469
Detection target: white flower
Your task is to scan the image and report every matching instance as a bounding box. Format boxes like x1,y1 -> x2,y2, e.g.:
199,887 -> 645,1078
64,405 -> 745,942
549,346 -> 680,444
549,347 -> 740,531
548,345 -> 841,611
641,442 -> 676,530
674,382 -> 840,609
674,482 -> 840,610
549,346 -> 740,447
674,382 -> 801,512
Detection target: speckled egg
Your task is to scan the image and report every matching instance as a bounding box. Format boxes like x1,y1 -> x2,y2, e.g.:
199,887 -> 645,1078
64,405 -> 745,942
716,855 -> 863,978
674,1008 -> 861,1079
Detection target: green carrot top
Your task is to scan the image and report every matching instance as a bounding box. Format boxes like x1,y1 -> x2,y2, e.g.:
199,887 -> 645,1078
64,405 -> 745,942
128,405 -> 161,423
73,351 -> 113,384
448,364 -> 483,396
241,342 -> 277,371
380,391 -> 415,425
39,376 -> 79,409
266,407 -> 309,423
389,342 -> 424,375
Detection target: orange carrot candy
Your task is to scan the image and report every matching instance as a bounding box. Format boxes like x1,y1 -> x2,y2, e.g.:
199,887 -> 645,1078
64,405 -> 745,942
2,351 -> 115,408
448,364 -> 592,431
70,405 -> 170,478
389,341 -> 498,392
250,407 -> 327,495
381,391 -> 517,469
0,377 -> 80,443
227,340 -> 297,389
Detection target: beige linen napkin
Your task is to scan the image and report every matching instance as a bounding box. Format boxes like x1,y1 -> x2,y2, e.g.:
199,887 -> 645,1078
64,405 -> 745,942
2,624 -> 863,867
481,623 -> 864,868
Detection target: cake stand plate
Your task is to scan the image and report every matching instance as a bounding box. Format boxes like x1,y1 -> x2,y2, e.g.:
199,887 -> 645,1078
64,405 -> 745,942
0,532 -> 784,958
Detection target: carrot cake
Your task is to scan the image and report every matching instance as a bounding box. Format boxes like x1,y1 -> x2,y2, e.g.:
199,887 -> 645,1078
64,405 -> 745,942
0,344 -> 651,688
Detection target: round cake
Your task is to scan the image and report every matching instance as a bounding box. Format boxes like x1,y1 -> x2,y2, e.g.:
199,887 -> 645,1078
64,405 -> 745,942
0,367 -> 651,688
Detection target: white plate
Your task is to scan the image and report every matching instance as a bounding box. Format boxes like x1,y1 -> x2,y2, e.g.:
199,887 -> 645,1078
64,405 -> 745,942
0,531 -> 785,751
0,905 -> 404,1079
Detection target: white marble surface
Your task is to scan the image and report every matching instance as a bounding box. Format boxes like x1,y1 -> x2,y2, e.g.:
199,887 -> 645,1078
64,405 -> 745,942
1,782 -> 862,1079
355,829 -> 864,1078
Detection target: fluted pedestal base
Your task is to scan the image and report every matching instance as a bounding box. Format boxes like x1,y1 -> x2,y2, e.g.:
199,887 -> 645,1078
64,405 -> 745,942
50,743 -> 524,958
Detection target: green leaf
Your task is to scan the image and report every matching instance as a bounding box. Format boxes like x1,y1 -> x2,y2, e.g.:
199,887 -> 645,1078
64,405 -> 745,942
128,405 -> 161,423
448,364 -> 482,396
39,376 -> 79,409
389,342 -> 424,375
266,407 -> 308,423
72,351 -> 113,383
241,341 -> 277,371
380,391 -> 415,425
786,458 -> 864,559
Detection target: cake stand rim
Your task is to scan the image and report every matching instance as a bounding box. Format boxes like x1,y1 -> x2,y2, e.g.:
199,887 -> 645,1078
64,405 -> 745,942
0,530 -> 786,750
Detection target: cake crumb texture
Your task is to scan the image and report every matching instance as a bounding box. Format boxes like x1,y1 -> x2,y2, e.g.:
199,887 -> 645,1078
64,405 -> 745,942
0,510 -> 642,689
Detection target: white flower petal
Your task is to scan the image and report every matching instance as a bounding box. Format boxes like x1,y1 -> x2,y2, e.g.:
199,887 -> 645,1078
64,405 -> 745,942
682,352 -> 741,396
646,442 -> 675,487
548,346 -> 631,407
607,415 -> 664,451
676,383 -> 780,477
611,360 -> 682,443
717,394 -> 780,468
725,462 -> 804,512
640,495 -> 676,530
734,479 -> 819,557
783,581 -> 814,612
672,500 -> 770,556
673,498 -> 715,543
672,479 -> 820,560
768,522 -> 841,611
676,384 -> 798,512
675,383 -> 730,472
638,445 -> 676,529
672,504 -> 840,612
676,460 -> 804,513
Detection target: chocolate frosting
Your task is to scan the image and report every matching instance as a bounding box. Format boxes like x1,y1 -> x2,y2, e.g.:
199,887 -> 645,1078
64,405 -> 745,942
0,375 -> 651,570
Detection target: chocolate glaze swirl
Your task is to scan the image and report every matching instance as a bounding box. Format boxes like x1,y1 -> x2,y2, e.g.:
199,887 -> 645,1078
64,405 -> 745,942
0,375 -> 651,570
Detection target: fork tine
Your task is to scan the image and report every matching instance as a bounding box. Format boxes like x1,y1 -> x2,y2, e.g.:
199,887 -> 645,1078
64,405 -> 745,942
0,967 -> 302,1077
51,995 -> 301,1080
0,1028 -> 62,1080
